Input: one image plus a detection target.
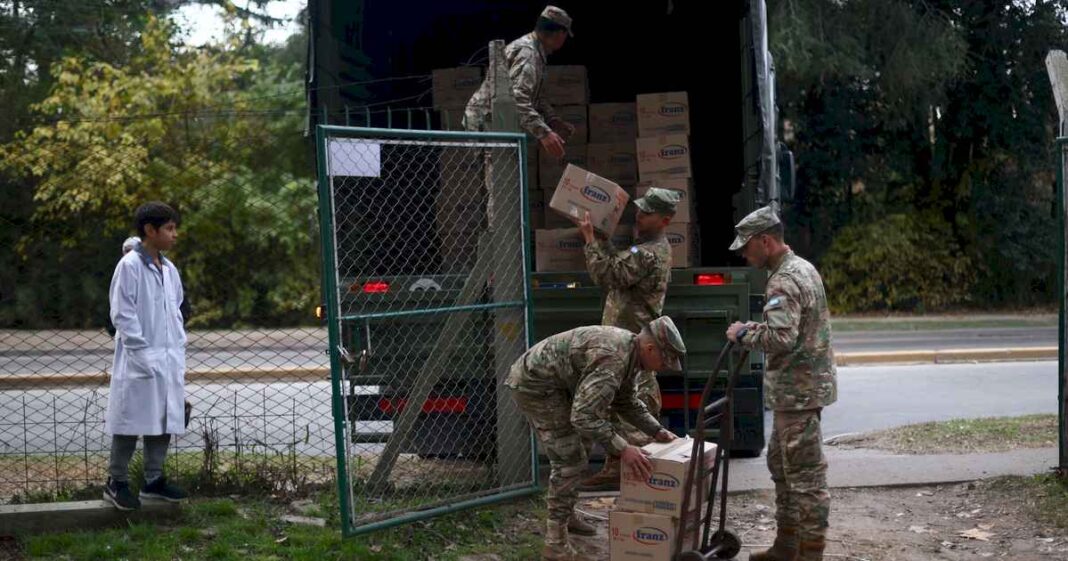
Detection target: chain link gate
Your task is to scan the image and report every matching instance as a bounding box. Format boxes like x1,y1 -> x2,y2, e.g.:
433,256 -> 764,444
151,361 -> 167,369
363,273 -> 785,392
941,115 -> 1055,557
314,125 -> 539,534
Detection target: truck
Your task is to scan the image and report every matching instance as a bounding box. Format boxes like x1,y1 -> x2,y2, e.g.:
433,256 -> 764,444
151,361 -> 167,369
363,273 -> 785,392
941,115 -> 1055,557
309,0 -> 793,460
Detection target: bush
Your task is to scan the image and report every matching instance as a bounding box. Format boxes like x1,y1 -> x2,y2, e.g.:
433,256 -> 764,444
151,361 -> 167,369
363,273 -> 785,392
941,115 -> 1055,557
820,213 -> 975,312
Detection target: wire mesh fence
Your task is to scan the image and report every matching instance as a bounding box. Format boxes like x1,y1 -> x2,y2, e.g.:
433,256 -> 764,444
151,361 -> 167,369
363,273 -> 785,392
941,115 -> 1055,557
0,111 -> 337,503
317,128 -> 537,533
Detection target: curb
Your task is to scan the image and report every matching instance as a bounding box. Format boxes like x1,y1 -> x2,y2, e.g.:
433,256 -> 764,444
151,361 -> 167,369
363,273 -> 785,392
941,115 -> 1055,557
835,346 -> 1057,366
0,347 -> 1058,390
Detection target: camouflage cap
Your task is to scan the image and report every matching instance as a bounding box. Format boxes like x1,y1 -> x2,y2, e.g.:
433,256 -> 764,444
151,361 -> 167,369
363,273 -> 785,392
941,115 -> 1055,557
633,187 -> 681,216
646,316 -> 686,371
729,205 -> 781,251
541,6 -> 574,37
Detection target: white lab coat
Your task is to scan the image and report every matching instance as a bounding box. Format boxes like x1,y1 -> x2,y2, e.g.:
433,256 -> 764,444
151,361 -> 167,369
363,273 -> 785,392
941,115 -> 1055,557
106,248 -> 187,436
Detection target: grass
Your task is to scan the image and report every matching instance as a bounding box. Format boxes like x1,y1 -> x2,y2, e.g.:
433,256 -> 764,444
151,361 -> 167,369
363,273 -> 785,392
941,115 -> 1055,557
17,492 -> 548,560
838,414 -> 1058,454
982,474 -> 1068,530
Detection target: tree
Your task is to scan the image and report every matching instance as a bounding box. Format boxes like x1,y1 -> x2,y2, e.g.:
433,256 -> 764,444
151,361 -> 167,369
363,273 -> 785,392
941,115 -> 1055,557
0,16 -> 317,328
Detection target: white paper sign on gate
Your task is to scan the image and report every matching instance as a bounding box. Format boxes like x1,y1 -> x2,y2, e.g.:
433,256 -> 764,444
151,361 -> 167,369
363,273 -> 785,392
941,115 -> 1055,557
328,138 -> 382,177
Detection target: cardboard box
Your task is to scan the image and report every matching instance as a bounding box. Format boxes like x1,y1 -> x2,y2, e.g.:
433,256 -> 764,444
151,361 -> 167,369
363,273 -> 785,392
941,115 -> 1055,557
666,223 -> 699,268
619,437 -> 716,518
525,140 -> 539,188
545,65 -> 588,105
587,142 -> 638,186
534,227 -> 632,271
432,67 -> 483,110
636,91 -> 691,137
549,165 -> 630,234
539,144 -> 588,189
609,510 -> 700,561
636,134 -> 692,182
635,179 -> 694,223
590,103 -> 638,143
555,105 -> 589,144
535,228 -> 586,272
436,108 -> 466,131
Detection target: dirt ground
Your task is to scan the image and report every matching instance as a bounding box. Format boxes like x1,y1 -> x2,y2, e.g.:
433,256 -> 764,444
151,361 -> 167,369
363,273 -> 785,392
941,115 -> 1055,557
514,479 -> 1068,561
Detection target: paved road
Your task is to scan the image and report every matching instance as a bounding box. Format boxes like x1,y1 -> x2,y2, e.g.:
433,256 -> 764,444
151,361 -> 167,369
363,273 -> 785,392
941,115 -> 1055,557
0,326 -> 1057,377
832,326 -> 1056,353
1,361 -> 1057,459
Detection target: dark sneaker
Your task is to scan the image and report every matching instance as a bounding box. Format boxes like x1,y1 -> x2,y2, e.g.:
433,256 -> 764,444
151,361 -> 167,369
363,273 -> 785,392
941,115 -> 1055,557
103,477 -> 141,511
140,477 -> 188,503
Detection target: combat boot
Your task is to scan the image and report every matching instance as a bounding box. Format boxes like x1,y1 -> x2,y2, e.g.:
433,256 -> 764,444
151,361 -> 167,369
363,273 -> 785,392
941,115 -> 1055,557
542,520 -> 578,561
797,538 -> 826,561
578,456 -> 620,492
750,527 -> 799,561
567,513 -> 597,536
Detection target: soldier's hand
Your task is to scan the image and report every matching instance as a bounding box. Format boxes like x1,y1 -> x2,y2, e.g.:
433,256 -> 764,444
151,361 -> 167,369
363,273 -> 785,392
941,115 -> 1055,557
654,429 -> 677,443
726,322 -> 747,343
621,445 -> 653,481
578,211 -> 596,244
551,118 -> 576,140
540,131 -> 566,159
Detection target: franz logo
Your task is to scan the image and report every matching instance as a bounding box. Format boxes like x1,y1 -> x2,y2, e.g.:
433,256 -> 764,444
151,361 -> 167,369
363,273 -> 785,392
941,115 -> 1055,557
634,527 -> 669,545
660,145 -> 688,159
659,102 -> 686,116
455,77 -> 481,89
609,153 -> 634,165
667,233 -> 685,245
582,185 -> 610,203
611,112 -> 635,125
557,239 -> 584,251
647,472 -> 680,491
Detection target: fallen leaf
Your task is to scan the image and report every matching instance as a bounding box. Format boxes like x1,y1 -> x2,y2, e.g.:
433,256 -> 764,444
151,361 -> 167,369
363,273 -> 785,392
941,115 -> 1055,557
959,528 -> 994,542
908,525 -> 929,534
977,524 -> 993,531
371,545 -> 383,552
917,491 -> 933,497
274,537 -> 288,545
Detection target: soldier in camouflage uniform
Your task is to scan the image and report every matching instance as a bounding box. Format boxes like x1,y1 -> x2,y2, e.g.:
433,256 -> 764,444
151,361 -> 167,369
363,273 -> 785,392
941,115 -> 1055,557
726,205 -> 838,561
463,6 -> 574,158
575,188 -> 681,491
506,317 -> 686,561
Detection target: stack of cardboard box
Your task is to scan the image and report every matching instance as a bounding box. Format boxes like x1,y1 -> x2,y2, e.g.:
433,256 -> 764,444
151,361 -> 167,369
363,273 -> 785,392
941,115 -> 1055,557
635,91 -> 698,268
610,437 -> 714,560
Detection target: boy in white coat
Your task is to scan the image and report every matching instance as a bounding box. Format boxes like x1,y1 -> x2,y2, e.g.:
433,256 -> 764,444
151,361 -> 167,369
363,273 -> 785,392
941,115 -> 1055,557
104,202 -> 189,510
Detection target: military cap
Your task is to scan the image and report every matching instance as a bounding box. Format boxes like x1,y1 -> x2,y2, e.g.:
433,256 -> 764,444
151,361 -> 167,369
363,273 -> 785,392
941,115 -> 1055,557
646,316 -> 686,371
541,6 -> 574,36
633,187 -> 681,216
729,205 -> 781,251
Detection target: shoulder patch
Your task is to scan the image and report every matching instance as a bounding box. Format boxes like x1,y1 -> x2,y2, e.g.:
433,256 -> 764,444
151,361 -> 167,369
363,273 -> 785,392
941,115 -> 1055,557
630,246 -> 639,254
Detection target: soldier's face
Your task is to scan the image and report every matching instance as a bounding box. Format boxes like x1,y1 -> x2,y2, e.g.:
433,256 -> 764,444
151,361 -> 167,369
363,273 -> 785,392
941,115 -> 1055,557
635,210 -> 670,235
545,31 -> 567,53
741,236 -> 770,269
638,338 -> 666,371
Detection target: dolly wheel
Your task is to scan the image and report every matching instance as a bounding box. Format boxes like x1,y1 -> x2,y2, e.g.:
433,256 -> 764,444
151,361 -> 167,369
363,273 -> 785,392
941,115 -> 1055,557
709,529 -> 742,559
676,551 -> 707,561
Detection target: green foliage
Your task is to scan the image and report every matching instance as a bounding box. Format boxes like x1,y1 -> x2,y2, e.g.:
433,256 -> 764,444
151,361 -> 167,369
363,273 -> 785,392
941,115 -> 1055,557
821,214 -> 975,312
771,0 -> 1064,311
0,16 -> 316,328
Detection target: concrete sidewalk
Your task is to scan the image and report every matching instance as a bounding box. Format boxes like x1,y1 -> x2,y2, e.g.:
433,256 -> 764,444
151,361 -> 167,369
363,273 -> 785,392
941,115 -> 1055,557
727,446 -> 1058,492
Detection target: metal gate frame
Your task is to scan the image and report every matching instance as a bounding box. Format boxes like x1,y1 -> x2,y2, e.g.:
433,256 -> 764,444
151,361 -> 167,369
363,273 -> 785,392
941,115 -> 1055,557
314,124 -> 540,535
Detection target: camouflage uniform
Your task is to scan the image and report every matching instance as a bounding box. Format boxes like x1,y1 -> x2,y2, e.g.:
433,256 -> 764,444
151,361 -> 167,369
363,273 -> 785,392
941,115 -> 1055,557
583,188 -> 679,447
463,33 -> 558,137
731,206 -> 837,561
505,317 -> 684,557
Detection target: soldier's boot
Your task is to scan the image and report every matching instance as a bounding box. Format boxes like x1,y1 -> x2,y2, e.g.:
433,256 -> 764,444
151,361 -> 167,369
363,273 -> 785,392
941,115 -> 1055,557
577,456 -> 620,492
567,513 -> 597,536
541,520 -> 578,561
797,538 -> 826,561
749,527 -> 799,561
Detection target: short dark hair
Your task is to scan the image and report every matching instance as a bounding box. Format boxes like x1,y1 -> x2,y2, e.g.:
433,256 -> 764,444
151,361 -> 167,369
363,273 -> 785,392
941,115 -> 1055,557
536,17 -> 567,35
135,201 -> 180,237
758,222 -> 785,241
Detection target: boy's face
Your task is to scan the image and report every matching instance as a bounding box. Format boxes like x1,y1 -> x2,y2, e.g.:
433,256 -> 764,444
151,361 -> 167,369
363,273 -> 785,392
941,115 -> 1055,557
144,221 -> 178,251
